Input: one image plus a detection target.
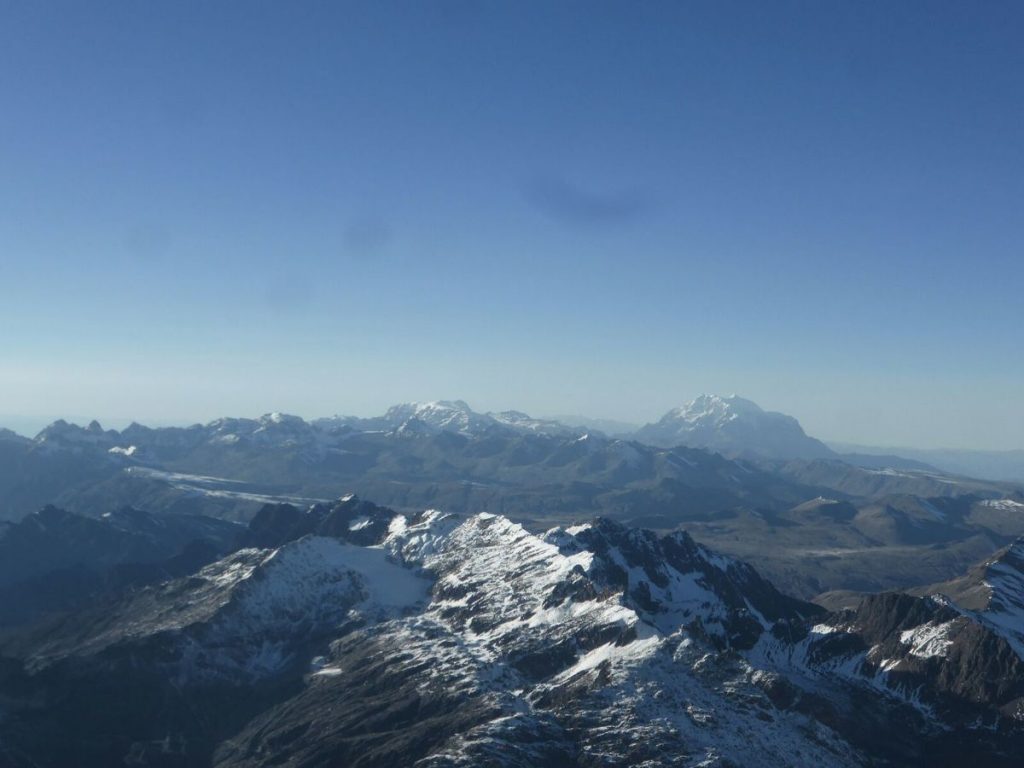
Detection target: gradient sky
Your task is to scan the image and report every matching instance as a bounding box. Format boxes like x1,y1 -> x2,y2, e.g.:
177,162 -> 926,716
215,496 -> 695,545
1,1 -> 1022,449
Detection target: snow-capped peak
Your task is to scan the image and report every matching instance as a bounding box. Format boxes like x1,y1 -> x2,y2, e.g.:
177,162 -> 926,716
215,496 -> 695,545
669,393 -> 763,424
634,394 -> 835,460
383,400 -> 492,435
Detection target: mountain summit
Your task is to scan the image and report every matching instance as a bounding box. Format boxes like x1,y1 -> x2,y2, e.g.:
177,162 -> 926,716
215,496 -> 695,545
633,394 -> 835,460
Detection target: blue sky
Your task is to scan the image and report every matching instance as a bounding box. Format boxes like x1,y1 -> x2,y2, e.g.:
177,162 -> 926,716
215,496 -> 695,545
1,1 -> 1021,448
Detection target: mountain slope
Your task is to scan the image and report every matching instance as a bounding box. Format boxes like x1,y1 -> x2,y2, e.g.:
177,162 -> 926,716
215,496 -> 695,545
915,538 -> 1024,657
0,505 -> 240,630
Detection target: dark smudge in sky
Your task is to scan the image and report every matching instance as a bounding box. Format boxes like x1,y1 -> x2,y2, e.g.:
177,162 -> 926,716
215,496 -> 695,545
524,177 -> 656,226
343,216 -> 392,259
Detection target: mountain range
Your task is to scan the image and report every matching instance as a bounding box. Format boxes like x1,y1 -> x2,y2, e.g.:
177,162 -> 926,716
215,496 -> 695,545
1,396 -> 1023,765
7,395 -> 1013,477
1,398 -> 1022,603
830,442 -> 1024,484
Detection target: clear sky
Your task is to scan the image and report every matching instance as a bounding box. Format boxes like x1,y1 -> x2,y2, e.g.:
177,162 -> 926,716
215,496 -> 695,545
1,1 -> 1021,449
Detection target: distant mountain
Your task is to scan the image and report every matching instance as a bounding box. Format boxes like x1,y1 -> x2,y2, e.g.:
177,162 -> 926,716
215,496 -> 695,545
0,404 -> 584,520
830,442 -> 1024,484
634,394 -> 836,460
835,451 -> 940,472
0,505 -> 240,629
546,414 -> 640,437
676,484 -> 1024,599
381,400 -> 581,438
0,505 -> 237,588
1,402 -> 854,528
764,458 -> 1012,500
316,400 -> 583,439
0,428 -> 31,446
60,426 -> 835,530
382,399 -> 499,435
0,425 -> 127,521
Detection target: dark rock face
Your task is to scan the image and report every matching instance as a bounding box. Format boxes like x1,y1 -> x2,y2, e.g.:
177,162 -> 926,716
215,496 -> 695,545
242,495 -> 394,549
216,628 -> 520,768
0,653 -> 302,768
0,506 -> 240,631
240,502 -> 308,548
0,435 -> 124,521
0,505 -> 238,587
791,590 -> 1024,739
562,517 -> 822,649
851,591 -> 950,643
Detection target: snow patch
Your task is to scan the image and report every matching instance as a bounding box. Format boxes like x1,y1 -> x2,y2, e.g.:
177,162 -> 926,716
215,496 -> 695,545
900,620 -> 956,659
980,499 -> 1024,512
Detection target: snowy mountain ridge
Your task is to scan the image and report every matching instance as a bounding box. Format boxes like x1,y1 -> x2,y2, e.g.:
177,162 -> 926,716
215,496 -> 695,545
27,400 -> 583,458
8,499 -> 1024,765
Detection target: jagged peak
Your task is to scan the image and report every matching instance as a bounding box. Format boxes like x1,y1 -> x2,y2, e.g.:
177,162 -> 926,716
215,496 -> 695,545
34,418 -> 120,438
